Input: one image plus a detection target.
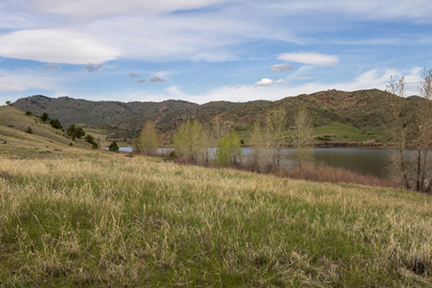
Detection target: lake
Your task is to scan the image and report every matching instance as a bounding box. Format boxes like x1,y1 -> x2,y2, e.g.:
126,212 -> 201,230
119,146 -> 392,178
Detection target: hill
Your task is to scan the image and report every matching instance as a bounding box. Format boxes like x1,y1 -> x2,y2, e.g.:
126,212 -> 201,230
0,105 -> 96,150
10,89 -> 418,144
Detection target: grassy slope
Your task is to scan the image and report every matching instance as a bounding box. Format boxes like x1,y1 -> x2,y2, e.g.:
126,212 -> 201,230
1,148 -> 432,287
0,105 -> 95,150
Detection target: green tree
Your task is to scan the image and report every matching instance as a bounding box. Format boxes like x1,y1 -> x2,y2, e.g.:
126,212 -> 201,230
39,112 -> 49,124
67,124 -> 85,141
173,119 -> 207,164
25,111 -> 32,116
5,101 -> 11,105
216,132 -> 242,167
49,118 -> 62,130
132,120 -> 159,155
292,107 -> 314,168
108,142 -> 119,152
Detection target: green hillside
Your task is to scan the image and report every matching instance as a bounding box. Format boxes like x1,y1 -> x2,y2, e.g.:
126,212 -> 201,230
10,89 -> 418,144
0,105 -> 96,150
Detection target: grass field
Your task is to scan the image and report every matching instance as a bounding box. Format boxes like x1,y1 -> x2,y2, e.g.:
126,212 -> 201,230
1,148 -> 432,287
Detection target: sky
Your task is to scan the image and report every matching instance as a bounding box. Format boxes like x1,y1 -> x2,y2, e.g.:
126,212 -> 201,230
0,0 -> 431,105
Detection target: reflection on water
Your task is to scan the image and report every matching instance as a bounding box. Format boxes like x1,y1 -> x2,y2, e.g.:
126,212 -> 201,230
133,147 -> 391,178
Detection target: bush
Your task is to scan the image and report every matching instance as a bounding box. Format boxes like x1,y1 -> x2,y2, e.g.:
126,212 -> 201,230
69,142 -> 73,146
25,127 -> 33,134
25,111 -> 32,116
109,142 -> 119,152
49,118 -> 63,130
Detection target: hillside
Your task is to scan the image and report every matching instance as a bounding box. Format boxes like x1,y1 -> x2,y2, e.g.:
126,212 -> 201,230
0,105 -> 95,150
10,89 -> 418,144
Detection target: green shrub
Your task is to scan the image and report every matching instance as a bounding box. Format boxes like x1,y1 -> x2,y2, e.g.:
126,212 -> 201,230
25,127 -> 33,134
25,111 -> 32,116
109,142 -> 119,152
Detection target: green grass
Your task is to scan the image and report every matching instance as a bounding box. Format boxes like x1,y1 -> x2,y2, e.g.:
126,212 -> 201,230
1,149 -> 432,286
312,122 -> 386,142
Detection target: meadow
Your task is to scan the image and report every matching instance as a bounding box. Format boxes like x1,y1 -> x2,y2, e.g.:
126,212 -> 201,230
1,149 -> 432,287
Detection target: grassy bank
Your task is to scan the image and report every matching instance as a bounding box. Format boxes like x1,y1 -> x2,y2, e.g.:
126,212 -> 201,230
1,150 -> 432,287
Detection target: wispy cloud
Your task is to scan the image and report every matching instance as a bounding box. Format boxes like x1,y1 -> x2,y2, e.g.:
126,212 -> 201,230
149,76 -> 166,83
44,63 -> 62,70
136,79 -> 146,83
271,64 -> 295,71
84,64 -> 104,72
277,52 -> 339,66
129,72 -> 142,78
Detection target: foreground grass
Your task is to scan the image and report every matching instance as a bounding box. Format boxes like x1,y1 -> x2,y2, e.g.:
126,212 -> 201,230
1,151 -> 432,287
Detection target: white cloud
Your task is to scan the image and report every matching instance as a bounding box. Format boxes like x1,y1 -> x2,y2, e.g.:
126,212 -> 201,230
0,30 -> 121,64
277,52 -> 339,66
25,0 -> 229,18
253,78 -> 285,87
271,64 -> 295,71
136,79 -> 146,83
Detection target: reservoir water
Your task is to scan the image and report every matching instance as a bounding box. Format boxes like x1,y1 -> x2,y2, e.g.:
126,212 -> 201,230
119,146 -> 392,178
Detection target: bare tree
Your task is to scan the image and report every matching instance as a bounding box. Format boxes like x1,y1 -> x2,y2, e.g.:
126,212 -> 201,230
247,120 -> 272,171
265,109 -> 287,170
292,107 -> 314,168
385,75 -> 411,189
412,69 -> 432,192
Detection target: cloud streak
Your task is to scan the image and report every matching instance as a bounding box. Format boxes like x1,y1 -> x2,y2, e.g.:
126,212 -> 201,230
277,52 -> 339,66
129,72 -> 142,78
84,64 -> 104,72
271,64 -> 295,71
149,76 -> 166,83
44,63 -> 62,70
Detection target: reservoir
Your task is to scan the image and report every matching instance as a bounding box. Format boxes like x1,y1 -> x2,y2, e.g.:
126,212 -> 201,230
120,146 -> 392,178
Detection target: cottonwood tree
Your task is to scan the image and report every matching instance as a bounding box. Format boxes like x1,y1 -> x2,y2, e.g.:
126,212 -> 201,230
247,120 -> 272,172
265,109 -> 287,170
386,75 -> 411,189
132,120 -> 159,155
173,119 -> 207,164
292,107 -> 314,168
412,69 -> 432,192
386,69 -> 432,192
215,132 -> 242,167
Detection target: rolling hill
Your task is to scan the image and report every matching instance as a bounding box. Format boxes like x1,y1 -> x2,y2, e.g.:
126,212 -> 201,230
10,89 -> 417,144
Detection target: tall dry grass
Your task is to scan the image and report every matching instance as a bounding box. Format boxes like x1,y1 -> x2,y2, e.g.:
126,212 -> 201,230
0,151 -> 432,286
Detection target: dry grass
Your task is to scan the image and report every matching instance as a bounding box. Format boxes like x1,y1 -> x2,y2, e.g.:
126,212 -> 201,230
1,150 -> 432,286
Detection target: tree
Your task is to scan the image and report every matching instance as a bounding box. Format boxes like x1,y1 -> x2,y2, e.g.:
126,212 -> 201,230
386,70 -> 432,192
247,120 -> 272,172
25,111 -> 32,116
108,142 -> 119,152
412,69 -> 432,192
5,101 -> 11,105
292,107 -> 314,168
132,120 -> 159,155
84,134 -> 98,149
173,119 -> 207,164
385,75 -> 411,189
265,109 -> 287,170
39,112 -> 49,124
67,124 -> 85,141
215,132 -> 242,167
49,118 -> 63,130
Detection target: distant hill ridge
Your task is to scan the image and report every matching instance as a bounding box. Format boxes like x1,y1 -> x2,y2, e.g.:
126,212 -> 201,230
11,89 -> 417,141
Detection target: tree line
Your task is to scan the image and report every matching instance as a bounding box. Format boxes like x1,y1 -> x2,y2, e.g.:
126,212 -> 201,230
132,107 -> 314,172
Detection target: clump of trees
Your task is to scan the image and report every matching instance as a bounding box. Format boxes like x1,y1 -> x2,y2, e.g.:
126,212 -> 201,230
67,124 -> 85,141
84,134 -> 98,149
386,68 -> 432,192
132,120 -> 159,155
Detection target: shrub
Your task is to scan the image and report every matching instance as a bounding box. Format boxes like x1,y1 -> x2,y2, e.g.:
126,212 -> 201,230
25,111 -> 32,116
109,142 -> 119,152
49,118 -> 63,130
25,127 -> 33,134
69,142 -> 73,146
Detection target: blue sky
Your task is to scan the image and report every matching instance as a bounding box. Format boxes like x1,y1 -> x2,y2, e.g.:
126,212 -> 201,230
0,0 -> 431,104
